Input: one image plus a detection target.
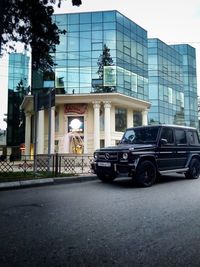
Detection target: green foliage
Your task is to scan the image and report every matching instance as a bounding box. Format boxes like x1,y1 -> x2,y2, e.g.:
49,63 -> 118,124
0,0 -> 82,71
0,171 -> 74,182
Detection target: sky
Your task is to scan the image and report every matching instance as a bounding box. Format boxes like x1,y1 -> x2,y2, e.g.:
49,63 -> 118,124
56,0 -> 200,47
0,0 -> 200,129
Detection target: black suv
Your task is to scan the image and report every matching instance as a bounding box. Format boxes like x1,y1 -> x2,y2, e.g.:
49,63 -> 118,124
91,125 -> 200,187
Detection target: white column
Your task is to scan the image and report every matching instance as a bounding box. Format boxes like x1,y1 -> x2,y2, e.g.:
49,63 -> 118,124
93,101 -> 101,150
25,112 -> 31,156
127,109 -> 133,128
142,109 -> 148,126
51,107 -> 55,154
104,101 -> 111,147
37,109 -> 45,154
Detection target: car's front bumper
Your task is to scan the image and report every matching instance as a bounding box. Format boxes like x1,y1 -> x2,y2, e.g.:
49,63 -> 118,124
91,161 -> 136,176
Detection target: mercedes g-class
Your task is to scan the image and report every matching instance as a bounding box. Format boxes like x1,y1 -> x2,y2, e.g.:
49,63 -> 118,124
91,125 -> 200,187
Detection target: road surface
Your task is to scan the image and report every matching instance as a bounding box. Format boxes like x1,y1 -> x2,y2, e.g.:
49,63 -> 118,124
1,175 -> 200,266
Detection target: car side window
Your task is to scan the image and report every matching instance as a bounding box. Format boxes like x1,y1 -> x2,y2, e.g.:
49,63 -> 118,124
160,128 -> 174,144
194,131 -> 200,144
175,129 -> 187,145
187,131 -> 200,145
187,131 -> 195,144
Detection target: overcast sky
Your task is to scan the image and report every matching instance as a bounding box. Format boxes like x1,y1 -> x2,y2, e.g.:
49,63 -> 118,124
0,0 -> 200,129
56,0 -> 200,47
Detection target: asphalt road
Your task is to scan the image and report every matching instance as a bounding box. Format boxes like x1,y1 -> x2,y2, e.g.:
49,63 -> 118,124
1,175 -> 200,266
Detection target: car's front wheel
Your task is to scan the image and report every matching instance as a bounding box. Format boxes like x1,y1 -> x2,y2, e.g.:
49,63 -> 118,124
134,160 -> 156,187
185,158 -> 200,179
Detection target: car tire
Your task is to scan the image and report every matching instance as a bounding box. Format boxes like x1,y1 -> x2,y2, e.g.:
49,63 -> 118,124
185,158 -> 200,179
134,160 -> 156,187
97,172 -> 117,183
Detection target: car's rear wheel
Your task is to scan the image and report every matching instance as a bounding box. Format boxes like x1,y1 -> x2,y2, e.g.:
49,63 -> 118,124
134,160 -> 156,187
185,158 -> 200,179
97,171 -> 117,183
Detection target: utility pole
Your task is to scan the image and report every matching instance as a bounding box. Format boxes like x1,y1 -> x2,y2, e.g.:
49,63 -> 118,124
48,88 -> 52,155
33,92 -> 38,173
48,87 -> 55,171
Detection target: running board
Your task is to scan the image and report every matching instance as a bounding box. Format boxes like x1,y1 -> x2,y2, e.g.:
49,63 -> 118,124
160,168 -> 189,175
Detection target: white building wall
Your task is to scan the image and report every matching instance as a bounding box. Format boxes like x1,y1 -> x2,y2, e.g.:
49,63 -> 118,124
22,93 -> 151,155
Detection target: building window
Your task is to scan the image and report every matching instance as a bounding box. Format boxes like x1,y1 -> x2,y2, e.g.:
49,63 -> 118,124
168,87 -> 173,104
133,112 -> 142,127
137,52 -> 143,62
124,81 -> 131,90
180,92 -> 184,108
100,107 -> 104,131
100,139 -> 105,148
124,45 -> 131,55
163,66 -> 168,74
55,140 -> 59,153
55,109 -> 59,132
115,108 -> 127,132
131,73 -> 137,92
92,42 -> 103,50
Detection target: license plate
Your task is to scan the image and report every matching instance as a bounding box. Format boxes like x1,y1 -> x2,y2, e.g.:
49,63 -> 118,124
98,162 -> 111,167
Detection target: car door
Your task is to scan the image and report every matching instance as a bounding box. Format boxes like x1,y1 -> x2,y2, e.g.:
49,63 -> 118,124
157,127 -> 177,171
174,128 -> 188,168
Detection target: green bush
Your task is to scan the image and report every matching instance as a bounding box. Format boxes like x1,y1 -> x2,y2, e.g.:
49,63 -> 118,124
0,171 -> 74,183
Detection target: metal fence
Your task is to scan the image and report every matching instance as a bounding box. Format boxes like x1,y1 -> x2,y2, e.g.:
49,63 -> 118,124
0,154 -> 94,176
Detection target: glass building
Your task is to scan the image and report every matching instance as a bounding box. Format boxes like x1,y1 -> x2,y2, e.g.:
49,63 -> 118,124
7,53 -> 30,154
21,10 -> 198,155
53,10 -> 148,101
148,38 -> 198,128
22,10 -> 150,155
171,44 -> 198,127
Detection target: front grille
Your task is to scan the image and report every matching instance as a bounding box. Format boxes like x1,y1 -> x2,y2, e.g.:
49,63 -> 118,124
98,152 -> 118,161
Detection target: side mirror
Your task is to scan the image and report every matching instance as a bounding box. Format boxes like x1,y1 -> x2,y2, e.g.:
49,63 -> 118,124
160,138 -> 168,145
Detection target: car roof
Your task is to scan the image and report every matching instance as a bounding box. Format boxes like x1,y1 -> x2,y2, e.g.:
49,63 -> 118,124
127,124 -> 197,131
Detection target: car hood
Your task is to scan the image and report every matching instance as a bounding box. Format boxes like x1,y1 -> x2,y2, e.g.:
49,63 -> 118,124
96,143 -> 156,152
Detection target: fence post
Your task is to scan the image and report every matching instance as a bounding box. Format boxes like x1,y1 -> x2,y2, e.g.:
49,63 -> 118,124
55,153 -> 58,177
34,154 -> 37,177
81,156 -> 84,173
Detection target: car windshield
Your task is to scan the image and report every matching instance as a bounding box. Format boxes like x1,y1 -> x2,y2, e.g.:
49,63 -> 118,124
121,126 -> 159,144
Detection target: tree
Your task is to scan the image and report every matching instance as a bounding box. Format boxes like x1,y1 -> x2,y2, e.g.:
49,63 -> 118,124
96,44 -> 115,93
0,0 -> 82,71
97,44 -> 114,79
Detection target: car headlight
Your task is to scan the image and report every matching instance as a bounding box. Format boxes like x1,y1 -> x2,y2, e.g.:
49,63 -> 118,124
122,152 -> 128,160
94,152 -> 98,159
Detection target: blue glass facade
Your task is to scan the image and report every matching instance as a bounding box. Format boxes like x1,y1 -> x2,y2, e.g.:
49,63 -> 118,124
8,53 -> 29,92
171,44 -> 198,127
53,10 -> 148,101
148,39 -> 198,128
7,53 -> 30,148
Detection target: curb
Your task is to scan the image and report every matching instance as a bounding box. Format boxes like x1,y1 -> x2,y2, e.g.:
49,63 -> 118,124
0,175 -> 97,190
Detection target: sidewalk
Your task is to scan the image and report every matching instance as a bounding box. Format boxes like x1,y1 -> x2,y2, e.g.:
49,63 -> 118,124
0,174 -> 98,190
